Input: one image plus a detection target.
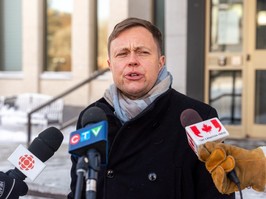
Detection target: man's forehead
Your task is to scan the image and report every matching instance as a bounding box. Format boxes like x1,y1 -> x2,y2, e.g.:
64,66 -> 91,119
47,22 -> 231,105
113,45 -> 148,51
110,33 -> 155,51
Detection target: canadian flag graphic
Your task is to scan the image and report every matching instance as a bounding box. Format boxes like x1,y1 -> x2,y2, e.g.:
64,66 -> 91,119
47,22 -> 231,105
189,118 -> 223,138
8,145 -> 46,181
185,117 -> 229,156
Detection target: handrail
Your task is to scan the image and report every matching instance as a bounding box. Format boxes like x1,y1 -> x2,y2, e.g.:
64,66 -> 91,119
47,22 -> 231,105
59,116 -> 79,130
26,68 -> 109,146
209,93 -> 242,103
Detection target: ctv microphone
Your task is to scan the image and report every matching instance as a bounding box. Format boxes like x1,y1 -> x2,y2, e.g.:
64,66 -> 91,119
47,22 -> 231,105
68,106 -> 108,199
180,109 -> 240,187
7,127 -> 64,181
68,106 -> 108,165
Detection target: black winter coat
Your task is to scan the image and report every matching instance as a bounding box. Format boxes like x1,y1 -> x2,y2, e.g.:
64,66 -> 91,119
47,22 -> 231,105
68,88 -> 235,199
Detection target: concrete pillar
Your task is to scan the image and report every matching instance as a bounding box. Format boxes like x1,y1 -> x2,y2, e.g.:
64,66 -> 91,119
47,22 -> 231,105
165,0 -> 187,94
22,0 -> 44,92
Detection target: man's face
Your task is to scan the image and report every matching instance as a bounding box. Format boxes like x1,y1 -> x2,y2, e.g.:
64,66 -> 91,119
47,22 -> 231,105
108,26 -> 165,99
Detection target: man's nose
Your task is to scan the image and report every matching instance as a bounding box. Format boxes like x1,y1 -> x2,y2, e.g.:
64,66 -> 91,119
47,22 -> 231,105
128,53 -> 139,67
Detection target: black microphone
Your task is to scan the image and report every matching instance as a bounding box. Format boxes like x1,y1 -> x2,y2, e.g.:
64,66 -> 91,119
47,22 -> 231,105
69,106 -> 108,199
69,106 -> 108,164
8,126 -> 64,180
180,109 -> 240,186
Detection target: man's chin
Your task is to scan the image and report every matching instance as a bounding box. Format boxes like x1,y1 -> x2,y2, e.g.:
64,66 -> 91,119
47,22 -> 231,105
121,90 -> 145,100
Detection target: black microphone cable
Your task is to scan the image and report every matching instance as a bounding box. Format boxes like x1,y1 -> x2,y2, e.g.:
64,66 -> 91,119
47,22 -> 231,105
228,170 -> 243,199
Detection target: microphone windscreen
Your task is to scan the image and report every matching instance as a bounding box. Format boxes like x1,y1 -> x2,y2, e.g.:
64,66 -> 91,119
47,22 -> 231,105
81,106 -> 107,127
180,109 -> 203,128
28,127 -> 64,162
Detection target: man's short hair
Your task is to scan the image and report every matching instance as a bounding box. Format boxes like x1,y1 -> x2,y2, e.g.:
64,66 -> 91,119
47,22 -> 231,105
108,17 -> 163,55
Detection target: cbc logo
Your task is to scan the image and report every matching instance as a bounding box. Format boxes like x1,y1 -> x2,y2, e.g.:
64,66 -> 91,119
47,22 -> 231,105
19,154 -> 35,171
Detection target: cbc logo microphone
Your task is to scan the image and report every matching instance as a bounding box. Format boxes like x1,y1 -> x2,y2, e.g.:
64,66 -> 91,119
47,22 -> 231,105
19,154 -> 35,171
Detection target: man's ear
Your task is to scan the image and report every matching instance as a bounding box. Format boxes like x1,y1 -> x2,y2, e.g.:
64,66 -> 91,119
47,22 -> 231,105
159,55 -> 166,70
107,59 -> 111,70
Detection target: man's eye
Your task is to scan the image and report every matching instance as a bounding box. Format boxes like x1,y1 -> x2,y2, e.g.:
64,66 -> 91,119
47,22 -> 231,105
138,51 -> 149,55
117,52 -> 127,57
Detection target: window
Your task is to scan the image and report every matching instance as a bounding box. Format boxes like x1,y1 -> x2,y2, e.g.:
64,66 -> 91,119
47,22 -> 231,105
255,70 -> 266,124
210,0 -> 243,52
45,0 -> 73,72
0,0 -> 22,71
256,0 -> 266,49
97,0 -> 109,70
209,70 -> 242,125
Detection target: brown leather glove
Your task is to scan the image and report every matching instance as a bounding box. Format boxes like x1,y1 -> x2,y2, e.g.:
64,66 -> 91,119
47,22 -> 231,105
198,141 -> 266,194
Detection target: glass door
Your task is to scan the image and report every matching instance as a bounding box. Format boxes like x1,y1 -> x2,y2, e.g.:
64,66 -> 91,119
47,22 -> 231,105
246,0 -> 266,137
205,0 -> 246,138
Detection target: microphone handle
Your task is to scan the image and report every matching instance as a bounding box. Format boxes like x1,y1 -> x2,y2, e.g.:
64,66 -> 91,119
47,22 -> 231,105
75,172 -> 85,199
75,156 -> 89,199
86,190 -> 96,199
7,168 -> 26,181
85,149 -> 101,199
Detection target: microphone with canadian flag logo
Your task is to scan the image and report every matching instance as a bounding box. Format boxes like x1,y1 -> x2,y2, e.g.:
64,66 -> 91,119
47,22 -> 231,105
180,108 -> 240,187
180,108 -> 229,156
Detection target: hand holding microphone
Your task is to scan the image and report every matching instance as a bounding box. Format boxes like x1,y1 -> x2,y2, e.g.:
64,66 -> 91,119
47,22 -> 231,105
1,126 -> 64,199
0,171 -> 28,199
198,141 -> 266,194
180,109 -> 241,195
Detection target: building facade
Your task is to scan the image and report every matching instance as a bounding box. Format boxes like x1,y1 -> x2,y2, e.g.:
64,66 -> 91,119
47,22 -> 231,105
1,0 -> 266,139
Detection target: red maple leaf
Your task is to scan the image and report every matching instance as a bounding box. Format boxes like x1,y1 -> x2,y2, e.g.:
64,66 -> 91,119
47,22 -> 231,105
201,124 -> 212,133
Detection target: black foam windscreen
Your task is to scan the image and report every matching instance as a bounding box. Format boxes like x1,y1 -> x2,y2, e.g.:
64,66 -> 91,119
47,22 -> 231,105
81,106 -> 107,127
180,109 -> 203,128
28,127 -> 64,162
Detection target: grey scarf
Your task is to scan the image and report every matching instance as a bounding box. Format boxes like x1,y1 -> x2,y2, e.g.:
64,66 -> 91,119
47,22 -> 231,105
104,67 -> 172,124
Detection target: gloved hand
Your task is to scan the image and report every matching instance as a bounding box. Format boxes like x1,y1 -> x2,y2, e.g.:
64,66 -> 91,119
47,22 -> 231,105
198,142 -> 266,194
0,171 -> 28,199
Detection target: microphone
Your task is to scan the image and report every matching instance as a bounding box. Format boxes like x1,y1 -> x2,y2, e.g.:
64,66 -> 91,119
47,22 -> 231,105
180,109 -> 229,155
68,106 -> 108,165
68,106 -> 108,199
2,126 -> 63,199
180,109 -> 240,186
7,126 -> 64,181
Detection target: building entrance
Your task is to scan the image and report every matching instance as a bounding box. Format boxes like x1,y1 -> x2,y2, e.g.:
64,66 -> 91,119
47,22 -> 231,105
205,0 -> 266,138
